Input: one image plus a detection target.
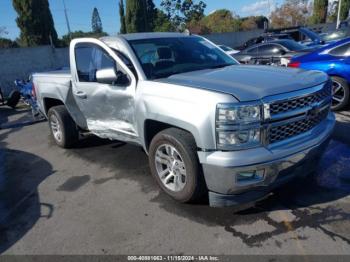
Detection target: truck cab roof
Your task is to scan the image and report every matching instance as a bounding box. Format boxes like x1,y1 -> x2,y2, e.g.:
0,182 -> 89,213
101,32 -> 189,43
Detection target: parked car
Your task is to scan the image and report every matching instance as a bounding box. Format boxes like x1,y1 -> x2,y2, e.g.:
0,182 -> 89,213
33,33 -> 335,208
267,26 -> 325,47
288,37 -> 350,111
218,45 -> 240,55
235,33 -> 293,51
233,39 -> 312,65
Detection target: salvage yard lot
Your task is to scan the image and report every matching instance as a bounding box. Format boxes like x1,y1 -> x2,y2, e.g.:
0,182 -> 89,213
1,106 -> 350,255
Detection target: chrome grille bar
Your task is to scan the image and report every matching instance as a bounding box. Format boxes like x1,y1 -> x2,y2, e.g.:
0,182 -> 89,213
262,81 -> 332,146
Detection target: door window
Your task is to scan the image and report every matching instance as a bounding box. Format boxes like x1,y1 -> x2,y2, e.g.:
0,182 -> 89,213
329,43 -> 350,57
75,44 -> 116,82
259,44 -> 283,55
246,46 -> 259,55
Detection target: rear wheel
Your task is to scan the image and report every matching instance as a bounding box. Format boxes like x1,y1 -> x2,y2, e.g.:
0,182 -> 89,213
48,105 -> 79,148
148,128 -> 207,203
6,90 -> 21,109
331,76 -> 349,111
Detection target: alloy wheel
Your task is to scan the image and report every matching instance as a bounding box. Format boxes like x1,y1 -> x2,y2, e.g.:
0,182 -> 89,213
154,144 -> 187,192
50,114 -> 63,143
332,80 -> 346,108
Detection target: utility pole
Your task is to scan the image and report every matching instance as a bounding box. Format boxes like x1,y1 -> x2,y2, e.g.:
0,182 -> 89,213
337,0 -> 343,29
62,0 -> 72,38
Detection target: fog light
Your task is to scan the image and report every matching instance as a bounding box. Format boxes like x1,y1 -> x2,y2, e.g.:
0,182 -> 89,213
237,170 -> 265,182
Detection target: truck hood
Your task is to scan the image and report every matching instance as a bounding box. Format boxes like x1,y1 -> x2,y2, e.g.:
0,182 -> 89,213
156,65 -> 327,101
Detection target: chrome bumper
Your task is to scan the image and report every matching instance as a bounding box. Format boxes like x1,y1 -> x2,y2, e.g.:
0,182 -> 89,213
198,113 -> 335,207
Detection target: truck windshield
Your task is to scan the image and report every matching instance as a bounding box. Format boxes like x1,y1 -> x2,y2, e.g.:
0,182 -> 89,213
128,37 -> 237,79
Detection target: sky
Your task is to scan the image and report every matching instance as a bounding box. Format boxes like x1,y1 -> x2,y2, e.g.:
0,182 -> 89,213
0,0 -> 284,40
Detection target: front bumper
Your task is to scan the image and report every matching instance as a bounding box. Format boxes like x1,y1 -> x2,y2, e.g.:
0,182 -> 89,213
198,113 -> 335,207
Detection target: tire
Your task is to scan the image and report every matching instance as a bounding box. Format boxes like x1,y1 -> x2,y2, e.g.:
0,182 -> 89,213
48,105 -> 79,148
148,128 -> 207,203
331,76 -> 349,111
6,90 -> 21,109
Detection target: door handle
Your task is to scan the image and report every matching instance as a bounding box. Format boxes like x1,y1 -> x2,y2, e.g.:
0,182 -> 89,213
75,91 -> 87,99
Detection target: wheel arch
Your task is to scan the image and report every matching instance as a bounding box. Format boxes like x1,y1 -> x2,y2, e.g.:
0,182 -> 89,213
143,119 -> 199,153
43,97 -> 64,115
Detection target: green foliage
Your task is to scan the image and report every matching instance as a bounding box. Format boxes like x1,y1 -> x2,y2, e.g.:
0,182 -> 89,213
160,0 -> 206,29
92,7 -> 103,33
0,38 -> 18,48
153,9 -> 176,32
240,17 -> 258,31
12,0 -> 58,47
60,31 -> 108,47
248,16 -> 269,29
146,0 -> 157,31
340,0 -> 350,21
310,0 -> 328,24
200,9 -> 241,33
125,0 -> 148,33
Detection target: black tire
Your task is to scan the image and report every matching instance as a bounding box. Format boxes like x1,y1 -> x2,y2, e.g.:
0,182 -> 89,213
6,90 -> 21,109
148,128 -> 207,203
331,76 -> 349,111
48,105 -> 79,148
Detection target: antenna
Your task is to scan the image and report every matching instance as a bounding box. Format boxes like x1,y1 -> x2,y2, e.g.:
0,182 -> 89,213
62,0 -> 72,38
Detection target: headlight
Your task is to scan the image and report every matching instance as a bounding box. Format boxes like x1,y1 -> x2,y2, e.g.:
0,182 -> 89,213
216,103 -> 262,150
217,129 -> 261,149
217,104 -> 261,124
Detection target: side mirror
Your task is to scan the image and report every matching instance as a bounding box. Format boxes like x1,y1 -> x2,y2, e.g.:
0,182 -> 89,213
96,68 -> 130,86
96,68 -> 118,84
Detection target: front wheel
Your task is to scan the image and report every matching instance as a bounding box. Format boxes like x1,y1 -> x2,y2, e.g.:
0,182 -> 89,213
148,128 -> 207,203
331,76 -> 349,111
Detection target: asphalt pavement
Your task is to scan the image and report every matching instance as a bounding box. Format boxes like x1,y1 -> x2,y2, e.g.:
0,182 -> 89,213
1,106 -> 350,255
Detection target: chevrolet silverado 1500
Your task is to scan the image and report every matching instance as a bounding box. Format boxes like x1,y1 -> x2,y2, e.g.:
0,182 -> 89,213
32,33 -> 335,207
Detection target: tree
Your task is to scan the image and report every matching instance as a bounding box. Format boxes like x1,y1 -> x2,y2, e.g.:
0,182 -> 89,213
92,7 -> 103,33
125,0 -> 147,33
0,38 -> 19,48
60,31 -> 108,47
160,0 -> 206,29
187,19 -> 210,34
200,9 -> 241,33
13,0 -> 58,47
240,17 -> 258,31
310,0 -> 328,24
146,0 -> 157,31
119,0 -> 127,34
153,9 -> 175,32
270,0 -> 309,28
340,0 -> 350,21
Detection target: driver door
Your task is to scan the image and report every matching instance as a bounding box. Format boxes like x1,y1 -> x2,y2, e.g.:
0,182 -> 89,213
70,39 -> 138,141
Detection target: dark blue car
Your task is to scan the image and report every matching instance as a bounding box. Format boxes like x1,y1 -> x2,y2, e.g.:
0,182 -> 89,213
289,37 -> 350,110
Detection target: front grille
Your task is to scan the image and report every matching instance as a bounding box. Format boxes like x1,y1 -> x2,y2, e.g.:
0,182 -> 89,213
268,108 -> 329,144
270,83 -> 332,116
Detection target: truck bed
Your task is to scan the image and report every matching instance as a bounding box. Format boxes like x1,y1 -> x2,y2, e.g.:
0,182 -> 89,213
33,69 -> 72,118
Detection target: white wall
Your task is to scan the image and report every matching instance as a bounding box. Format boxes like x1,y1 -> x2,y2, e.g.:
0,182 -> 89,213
0,46 -> 69,96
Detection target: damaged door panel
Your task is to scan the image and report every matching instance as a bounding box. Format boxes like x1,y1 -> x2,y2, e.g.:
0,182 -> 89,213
70,39 -> 138,142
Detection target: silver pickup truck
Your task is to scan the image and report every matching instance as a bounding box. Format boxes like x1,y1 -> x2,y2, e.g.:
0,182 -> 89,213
33,33 -> 335,207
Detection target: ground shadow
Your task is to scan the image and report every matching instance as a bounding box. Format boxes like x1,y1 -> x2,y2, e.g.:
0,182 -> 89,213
0,149 -> 54,254
148,138 -> 350,248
